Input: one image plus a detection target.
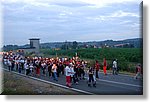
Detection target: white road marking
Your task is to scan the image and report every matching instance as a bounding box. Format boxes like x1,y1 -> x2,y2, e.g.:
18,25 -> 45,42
3,68 -> 94,95
99,71 -> 135,77
84,76 -> 142,88
97,79 -> 142,88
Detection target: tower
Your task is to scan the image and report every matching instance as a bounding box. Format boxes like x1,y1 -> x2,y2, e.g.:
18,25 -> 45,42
29,38 -> 40,53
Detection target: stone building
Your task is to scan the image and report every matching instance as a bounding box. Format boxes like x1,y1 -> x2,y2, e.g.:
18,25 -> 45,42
18,38 -> 40,54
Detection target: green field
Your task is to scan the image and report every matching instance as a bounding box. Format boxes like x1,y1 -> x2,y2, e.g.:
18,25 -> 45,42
40,48 -> 142,73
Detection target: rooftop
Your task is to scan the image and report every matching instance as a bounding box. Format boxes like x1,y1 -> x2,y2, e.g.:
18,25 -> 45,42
29,38 -> 40,40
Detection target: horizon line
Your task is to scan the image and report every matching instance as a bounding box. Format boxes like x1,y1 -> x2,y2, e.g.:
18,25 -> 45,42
3,37 -> 142,46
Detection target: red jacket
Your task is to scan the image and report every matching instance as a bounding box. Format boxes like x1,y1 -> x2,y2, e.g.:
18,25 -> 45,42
103,59 -> 107,67
95,63 -> 100,70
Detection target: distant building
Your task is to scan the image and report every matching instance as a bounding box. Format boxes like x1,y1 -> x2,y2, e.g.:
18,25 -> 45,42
114,43 -> 134,48
18,38 -> 40,54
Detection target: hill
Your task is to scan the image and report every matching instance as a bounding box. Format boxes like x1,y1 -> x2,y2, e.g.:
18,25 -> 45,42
2,38 -> 142,51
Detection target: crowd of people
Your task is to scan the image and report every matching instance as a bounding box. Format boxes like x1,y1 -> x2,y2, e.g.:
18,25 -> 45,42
2,51 -> 99,88
2,51 -> 142,88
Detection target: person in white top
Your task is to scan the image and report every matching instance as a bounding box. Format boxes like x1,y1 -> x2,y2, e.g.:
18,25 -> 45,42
52,63 -> 58,81
70,63 -> 76,84
65,65 -> 72,87
24,62 -> 29,75
41,62 -> 47,76
70,65 -> 75,77
3,58 -> 8,65
7,60 -> 12,71
29,63 -> 34,76
20,58 -> 25,70
112,59 -> 118,75
15,58 -> 19,71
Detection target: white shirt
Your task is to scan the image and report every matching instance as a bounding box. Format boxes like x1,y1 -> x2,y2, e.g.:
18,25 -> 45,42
20,59 -> 24,63
113,61 -> 117,68
65,66 -> 71,76
52,65 -> 57,72
29,64 -> 34,71
24,63 -> 29,69
70,67 -> 75,77
4,59 -> 8,65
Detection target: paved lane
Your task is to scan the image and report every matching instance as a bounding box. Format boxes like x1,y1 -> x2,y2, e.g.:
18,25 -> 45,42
3,66 -> 143,95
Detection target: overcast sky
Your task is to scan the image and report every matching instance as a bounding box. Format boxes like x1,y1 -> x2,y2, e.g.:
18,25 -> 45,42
2,0 -> 142,45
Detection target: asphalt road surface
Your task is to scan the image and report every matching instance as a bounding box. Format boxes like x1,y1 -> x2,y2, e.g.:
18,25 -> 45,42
3,66 -> 143,95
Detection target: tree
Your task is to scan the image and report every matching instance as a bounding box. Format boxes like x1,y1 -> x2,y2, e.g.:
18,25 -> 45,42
61,44 -> 66,50
72,41 -> 78,49
3,45 -> 19,51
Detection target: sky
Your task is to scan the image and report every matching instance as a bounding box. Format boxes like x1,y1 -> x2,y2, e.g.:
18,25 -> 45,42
1,0 -> 142,45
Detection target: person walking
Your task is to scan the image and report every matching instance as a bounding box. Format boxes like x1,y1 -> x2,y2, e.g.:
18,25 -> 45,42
65,65 -> 72,87
25,62 -> 30,75
56,63 -> 61,77
52,63 -> 58,81
7,59 -> 12,71
11,59 -> 15,71
80,61 -> 85,80
134,64 -> 142,79
59,63 -> 64,75
20,58 -> 25,70
29,62 -> 34,76
74,64 -> 79,84
87,67 -> 96,87
47,63 -> 52,77
103,58 -> 107,75
18,62 -> 22,73
41,62 -> 46,76
35,60 -> 40,77
70,63 -> 76,84
95,60 -> 100,78
112,59 -> 117,75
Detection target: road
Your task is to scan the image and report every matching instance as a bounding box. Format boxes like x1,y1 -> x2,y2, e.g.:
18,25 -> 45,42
2,66 -> 143,95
